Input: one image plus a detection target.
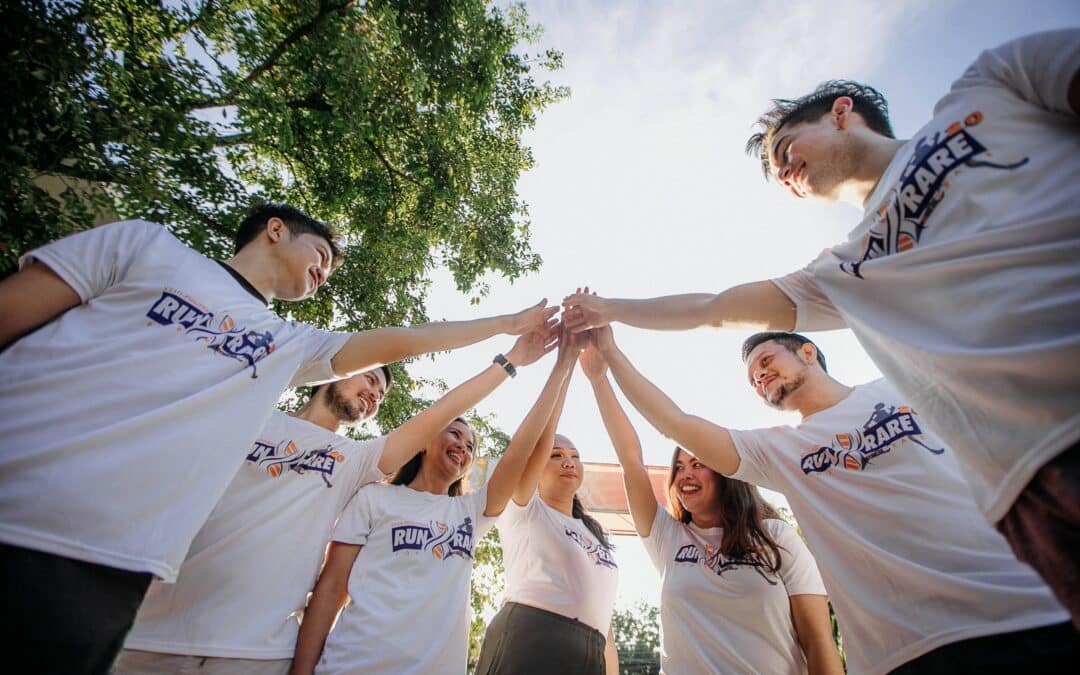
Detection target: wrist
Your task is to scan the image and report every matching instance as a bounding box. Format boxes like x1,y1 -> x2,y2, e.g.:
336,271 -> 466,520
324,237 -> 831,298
493,353 -> 517,377
500,313 -> 517,334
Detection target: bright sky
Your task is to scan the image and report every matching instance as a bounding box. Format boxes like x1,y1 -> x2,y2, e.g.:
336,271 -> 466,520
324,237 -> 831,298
391,0 -> 1079,610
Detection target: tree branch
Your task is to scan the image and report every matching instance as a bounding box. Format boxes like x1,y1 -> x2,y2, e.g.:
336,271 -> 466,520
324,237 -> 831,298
241,0 -> 355,87
212,132 -> 254,147
363,139 -> 406,205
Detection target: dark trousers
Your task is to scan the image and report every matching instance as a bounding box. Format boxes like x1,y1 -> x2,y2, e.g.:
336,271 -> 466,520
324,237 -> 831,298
889,621 -> 1079,673
0,543 -> 152,675
997,440 -> 1080,628
475,602 -> 607,675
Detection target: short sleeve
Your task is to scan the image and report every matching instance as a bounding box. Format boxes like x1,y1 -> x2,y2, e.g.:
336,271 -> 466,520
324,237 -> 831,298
947,29 -> 1080,117
347,436 -> 390,495
770,520 -> 827,597
287,326 -> 352,388
332,487 -> 378,546
728,428 -> 780,491
771,251 -> 846,332
640,503 -> 680,573
495,492 -> 535,533
466,484 -> 497,540
20,219 -> 159,302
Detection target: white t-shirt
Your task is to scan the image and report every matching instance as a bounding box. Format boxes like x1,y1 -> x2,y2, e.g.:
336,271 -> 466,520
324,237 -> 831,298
124,411 -> 387,658
772,30 -> 1080,523
643,507 -> 825,675
316,483 -> 496,675
498,494 -> 619,635
730,379 -> 1067,675
0,220 -> 350,581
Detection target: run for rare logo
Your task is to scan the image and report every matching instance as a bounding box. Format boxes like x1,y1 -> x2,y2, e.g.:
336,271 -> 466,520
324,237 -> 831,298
245,439 -> 345,487
146,289 -> 276,377
842,110 -> 1029,279
800,402 -> 945,475
564,527 -> 617,569
391,518 -> 476,560
673,542 -> 777,584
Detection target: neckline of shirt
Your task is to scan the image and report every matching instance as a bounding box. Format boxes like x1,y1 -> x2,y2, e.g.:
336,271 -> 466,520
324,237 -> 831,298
215,260 -> 269,305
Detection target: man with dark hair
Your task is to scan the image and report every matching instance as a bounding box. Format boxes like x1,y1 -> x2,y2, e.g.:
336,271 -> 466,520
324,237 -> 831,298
589,326 -> 1072,673
0,203 -> 557,671
565,30 -> 1080,621
233,202 -> 343,267
116,327 -> 556,675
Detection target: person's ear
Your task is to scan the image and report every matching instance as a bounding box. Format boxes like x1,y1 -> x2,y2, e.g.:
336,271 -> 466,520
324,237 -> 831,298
831,96 -> 854,129
265,217 -> 287,243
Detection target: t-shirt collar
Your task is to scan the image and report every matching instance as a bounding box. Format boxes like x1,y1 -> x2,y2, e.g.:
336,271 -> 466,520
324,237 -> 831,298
216,261 -> 268,305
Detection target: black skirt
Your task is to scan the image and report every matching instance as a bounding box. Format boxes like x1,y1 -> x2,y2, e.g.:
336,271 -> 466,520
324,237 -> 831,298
475,601 -> 607,675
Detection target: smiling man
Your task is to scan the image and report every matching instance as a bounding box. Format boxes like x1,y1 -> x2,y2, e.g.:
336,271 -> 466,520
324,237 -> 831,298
563,29 -> 1080,623
593,327 -> 1072,673
0,202 -> 557,672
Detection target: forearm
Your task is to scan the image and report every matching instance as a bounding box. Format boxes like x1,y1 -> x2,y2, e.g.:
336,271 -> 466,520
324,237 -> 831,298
604,282 -> 794,331
804,643 -> 844,675
486,359 -> 573,515
332,314 -> 512,376
512,367 -> 572,505
381,361 -> 510,474
601,293 -> 719,330
290,589 -> 344,675
791,595 -> 843,675
605,628 -> 620,675
591,375 -> 657,535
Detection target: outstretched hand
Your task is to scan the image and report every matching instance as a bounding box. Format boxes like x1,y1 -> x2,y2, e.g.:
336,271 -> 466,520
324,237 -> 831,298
562,286 -> 610,334
555,321 -> 586,369
506,321 -> 560,368
592,324 -> 615,353
508,299 -> 560,336
578,337 -> 608,381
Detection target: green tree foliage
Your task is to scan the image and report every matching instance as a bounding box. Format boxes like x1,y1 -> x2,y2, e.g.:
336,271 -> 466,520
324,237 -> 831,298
1,0 -> 567,425
612,601 -> 661,675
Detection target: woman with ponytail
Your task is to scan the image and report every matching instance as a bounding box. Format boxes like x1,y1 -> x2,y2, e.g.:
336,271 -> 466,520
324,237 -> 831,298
581,327 -> 842,675
476,327 -> 619,675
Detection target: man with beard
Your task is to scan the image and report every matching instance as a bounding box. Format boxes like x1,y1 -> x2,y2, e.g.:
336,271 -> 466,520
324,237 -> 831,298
115,323 -> 557,674
589,327 -> 1072,673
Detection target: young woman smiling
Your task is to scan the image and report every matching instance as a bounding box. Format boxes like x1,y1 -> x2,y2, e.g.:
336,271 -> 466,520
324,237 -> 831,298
581,328 -> 842,675
289,325 -> 569,675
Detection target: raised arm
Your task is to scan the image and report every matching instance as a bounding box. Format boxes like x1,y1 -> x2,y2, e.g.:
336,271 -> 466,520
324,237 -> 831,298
597,328 -> 741,477
290,542 -> 362,675
0,262 -> 81,348
379,326 -> 559,474
562,281 -> 794,334
483,332 -> 577,517
330,299 -> 559,376
790,595 -> 844,675
510,328 -> 579,506
580,336 -> 658,537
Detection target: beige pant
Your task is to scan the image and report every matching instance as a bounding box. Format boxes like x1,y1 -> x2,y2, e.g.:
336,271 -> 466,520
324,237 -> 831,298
114,649 -> 292,675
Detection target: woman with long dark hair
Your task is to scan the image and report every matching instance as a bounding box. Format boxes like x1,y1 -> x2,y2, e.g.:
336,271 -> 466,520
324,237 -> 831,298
290,325 -> 572,675
476,329 -> 620,675
580,328 -> 842,675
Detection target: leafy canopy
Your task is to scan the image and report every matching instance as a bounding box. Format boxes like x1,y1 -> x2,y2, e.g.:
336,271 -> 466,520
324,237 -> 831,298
1,0 -> 567,425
